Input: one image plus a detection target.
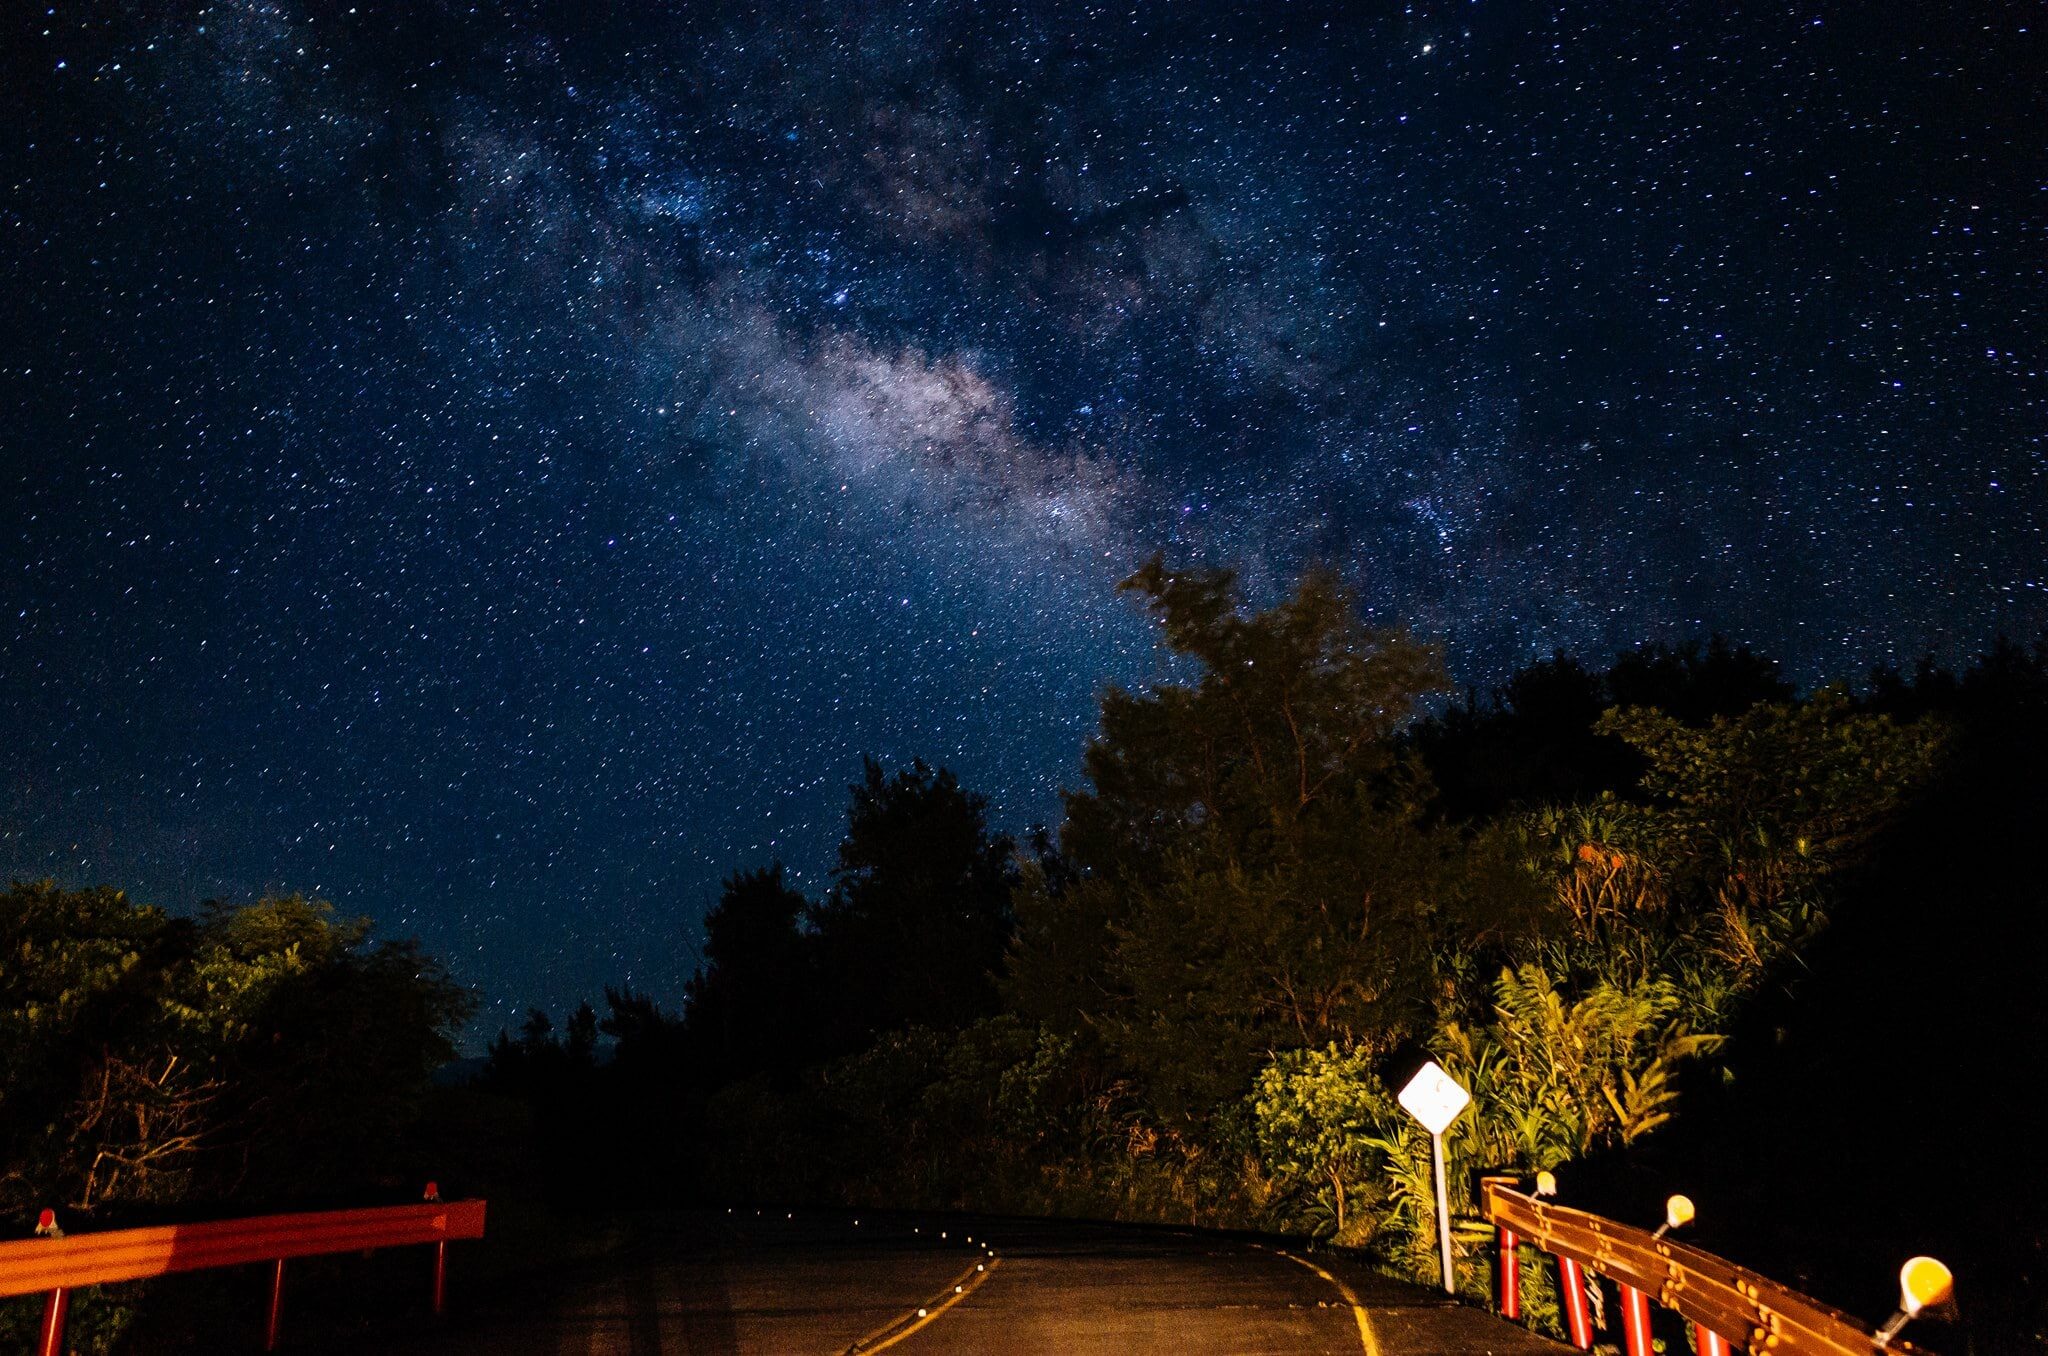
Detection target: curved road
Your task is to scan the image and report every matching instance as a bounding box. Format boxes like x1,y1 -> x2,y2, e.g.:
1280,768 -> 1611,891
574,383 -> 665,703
391,1209 -> 1565,1356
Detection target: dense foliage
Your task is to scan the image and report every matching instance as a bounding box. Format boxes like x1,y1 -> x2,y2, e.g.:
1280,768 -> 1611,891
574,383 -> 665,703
0,888 -> 470,1350
1,890 -> 470,1218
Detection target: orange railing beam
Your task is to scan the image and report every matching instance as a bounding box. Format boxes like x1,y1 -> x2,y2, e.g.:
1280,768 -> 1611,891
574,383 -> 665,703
3,1194 -> 485,1352
1482,1181 -> 1924,1356
0,1199 -> 486,1298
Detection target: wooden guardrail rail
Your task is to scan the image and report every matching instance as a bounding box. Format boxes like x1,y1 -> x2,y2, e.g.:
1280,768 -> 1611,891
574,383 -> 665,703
1482,1179 -> 1931,1356
0,1186 -> 486,1355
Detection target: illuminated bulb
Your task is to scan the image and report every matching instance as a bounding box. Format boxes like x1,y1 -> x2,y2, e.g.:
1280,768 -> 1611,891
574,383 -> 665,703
916,1308 -> 928,1318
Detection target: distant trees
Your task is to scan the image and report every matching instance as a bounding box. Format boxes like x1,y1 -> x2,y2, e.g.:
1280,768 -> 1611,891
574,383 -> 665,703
1414,636 -> 1795,822
809,758 -> 1016,1047
683,865 -> 814,1083
479,755 -> 1019,1199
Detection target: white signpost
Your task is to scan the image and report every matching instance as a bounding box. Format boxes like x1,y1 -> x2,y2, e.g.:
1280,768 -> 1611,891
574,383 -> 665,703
1397,1060 -> 1471,1295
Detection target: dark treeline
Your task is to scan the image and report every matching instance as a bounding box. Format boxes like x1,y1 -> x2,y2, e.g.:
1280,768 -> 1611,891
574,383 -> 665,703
7,561 -> 2045,1352
478,560 -> 2046,1352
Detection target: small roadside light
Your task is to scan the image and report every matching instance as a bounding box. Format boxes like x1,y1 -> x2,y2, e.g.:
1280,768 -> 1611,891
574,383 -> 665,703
1534,1171 -> 1558,1197
34,1209 -> 61,1238
1652,1194 -> 1695,1240
916,1307 -> 928,1318
1876,1256 -> 1953,1345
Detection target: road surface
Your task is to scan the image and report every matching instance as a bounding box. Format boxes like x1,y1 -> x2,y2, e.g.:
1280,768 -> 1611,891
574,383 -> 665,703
385,1209 -> 1565,1355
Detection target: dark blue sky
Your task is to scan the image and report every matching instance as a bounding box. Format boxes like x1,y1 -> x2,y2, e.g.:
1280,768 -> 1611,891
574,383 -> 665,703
3,1 -> 2041,1036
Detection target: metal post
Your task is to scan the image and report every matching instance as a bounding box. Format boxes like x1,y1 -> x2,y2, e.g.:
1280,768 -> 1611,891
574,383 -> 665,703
1695,1322 -> 1733,1356
1557,1256 -> 1594,1350
1497,1226 -> 1521,1319
1430,1130 -> 1454,1295
37,1288 -> 69,1356
432,1240 -> 448,1316
1618,1282 -> 1653,1356
264,1258 -> 287,1351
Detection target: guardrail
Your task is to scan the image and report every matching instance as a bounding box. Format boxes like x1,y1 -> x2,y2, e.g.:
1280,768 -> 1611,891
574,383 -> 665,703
1481,1178 -> 1936,1356
1,1184 -> 486,1355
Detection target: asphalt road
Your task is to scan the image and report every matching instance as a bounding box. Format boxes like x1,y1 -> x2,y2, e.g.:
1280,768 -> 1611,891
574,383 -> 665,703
387,1209 -> 1565,1356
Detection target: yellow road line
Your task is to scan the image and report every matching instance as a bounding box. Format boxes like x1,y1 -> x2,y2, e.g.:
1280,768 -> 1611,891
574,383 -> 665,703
1264,1245 -> 1382,1356
844,1258 -> 983,1352
848,1255 -> 1002,1354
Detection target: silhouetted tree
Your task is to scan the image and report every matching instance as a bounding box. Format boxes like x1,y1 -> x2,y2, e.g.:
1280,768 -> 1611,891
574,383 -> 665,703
808,758 -> 1016,1047
1415,636 -> 1795,821
682,864 -> 816,1082
1009,556 -> 1480,1122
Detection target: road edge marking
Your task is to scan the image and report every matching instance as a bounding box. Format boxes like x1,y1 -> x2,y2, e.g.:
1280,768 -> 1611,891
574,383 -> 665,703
849,1255 -> 1002,1354
1263,1245 -> 1382,1356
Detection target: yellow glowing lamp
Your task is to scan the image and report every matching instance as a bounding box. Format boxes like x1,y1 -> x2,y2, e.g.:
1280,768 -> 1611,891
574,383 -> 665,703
1876,1255 -> 1953,1345
1898,1257 -> 1953,1316
1534,1170 -> 1558,1197
1651,1193 -> 1695,1239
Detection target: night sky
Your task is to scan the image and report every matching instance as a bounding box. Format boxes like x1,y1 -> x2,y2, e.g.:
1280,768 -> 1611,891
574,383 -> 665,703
3,2 -> 2042,1035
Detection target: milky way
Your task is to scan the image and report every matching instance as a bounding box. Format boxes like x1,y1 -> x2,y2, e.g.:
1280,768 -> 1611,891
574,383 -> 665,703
3,2 -> 2042,1031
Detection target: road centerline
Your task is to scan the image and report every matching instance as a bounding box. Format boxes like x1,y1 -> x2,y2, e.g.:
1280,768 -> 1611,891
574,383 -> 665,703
1263,1246 -> 1381,1356
847,1254 -> 1003,1354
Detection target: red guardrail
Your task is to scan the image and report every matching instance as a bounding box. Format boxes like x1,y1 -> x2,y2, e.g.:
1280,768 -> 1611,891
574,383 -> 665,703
1481,1178 -> 1935,1356
1,1185 -> 486,1355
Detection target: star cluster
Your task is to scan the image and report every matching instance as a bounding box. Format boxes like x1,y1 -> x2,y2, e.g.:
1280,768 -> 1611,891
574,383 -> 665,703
3,1 -> 2041,1027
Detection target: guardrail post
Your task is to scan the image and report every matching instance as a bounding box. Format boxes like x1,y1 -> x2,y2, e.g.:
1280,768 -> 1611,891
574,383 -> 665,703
423,1181 -> 450,1316
37,1287 -> 69,1356
1694,1322 -> 1733,1356
1497,1225 -> 1520,1320
1618,1282 -> 1653,1356
1479,1177 -> 1522,1322
1556,1255 -> 1594,1350
33,1208 -> 67,1356
264,1258 -> 287,1351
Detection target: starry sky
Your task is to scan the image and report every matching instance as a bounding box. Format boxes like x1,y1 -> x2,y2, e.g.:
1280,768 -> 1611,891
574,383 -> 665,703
3,1 -> 2042,1035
